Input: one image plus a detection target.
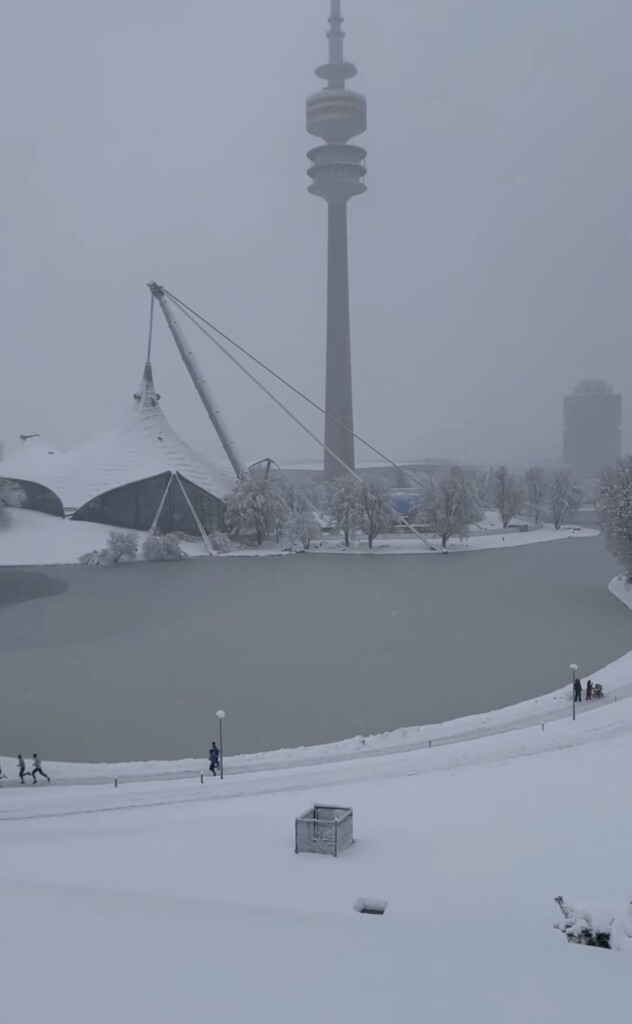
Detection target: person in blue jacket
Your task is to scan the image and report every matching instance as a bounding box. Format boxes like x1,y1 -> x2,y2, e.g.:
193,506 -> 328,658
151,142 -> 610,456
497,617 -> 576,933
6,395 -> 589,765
209,742 -> 220,776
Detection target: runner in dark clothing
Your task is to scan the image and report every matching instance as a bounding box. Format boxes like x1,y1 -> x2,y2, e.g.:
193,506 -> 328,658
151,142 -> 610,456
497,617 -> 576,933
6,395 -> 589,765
573,679 -> 582,703
31,754 -> 50,784
17,754 -> 27,783
209,742 -> 220,777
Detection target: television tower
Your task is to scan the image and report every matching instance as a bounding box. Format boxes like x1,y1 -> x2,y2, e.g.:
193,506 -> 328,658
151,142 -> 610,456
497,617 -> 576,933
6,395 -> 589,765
307,0 -> 367,480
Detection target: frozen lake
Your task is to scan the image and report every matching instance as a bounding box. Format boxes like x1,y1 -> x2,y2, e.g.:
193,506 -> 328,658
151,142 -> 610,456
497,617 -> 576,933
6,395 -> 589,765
0,538 -> 629,762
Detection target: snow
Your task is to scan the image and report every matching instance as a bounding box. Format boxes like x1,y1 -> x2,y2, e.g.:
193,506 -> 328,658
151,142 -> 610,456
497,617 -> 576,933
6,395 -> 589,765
1,577 -> 632,1019
609,573 -> 632,611
2,680 -> 632,1020
0,507 -> 598,566
0,509 -> 203,566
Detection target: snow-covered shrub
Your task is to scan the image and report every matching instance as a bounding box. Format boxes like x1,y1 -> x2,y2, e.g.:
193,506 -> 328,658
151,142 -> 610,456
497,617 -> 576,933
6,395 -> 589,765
554,895 -> 632,950
210,531 -> 232,554
105,530 -> 138,563
0,477 -> 25,527
142,533 -> 188,561
78,530 -> 138,566
78,550 -> 103,566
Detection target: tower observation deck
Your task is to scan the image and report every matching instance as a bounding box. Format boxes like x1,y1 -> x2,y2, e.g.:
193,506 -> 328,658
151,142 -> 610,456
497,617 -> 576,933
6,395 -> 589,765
307,0 -> 367,480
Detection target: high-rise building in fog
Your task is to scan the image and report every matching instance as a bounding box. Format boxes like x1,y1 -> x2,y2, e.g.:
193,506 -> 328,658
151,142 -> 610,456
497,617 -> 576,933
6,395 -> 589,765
307,0 -> 367,481
563,380 -> 622,481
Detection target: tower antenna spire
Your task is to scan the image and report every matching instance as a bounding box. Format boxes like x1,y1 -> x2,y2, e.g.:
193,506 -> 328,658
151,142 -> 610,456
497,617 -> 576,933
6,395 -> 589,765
328,0 -> 345,68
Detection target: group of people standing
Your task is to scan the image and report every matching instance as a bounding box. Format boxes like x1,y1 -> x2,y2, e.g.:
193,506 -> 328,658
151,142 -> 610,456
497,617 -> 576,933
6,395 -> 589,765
573,678 -> 601,702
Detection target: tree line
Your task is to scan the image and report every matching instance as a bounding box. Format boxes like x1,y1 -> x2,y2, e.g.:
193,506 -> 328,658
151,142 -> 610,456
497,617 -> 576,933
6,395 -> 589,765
223,463 -> 585,551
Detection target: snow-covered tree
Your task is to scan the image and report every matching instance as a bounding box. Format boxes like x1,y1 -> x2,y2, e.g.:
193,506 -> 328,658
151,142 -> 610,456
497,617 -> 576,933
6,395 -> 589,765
357,479 -> 394,549
0,477 -> 25,527
326,476 -> 362,546
547,470 -> 583,530
601,457 -> 632,580
471,468 -> 493,512
78,530 -> 138,566
490,465 -> 524,528
276,479 -> 321,551
224,474 -> 281,546
281,507 -> 321,551
417,466 -> 482,549
524,466 -> 547,526
142,533 -> 188,561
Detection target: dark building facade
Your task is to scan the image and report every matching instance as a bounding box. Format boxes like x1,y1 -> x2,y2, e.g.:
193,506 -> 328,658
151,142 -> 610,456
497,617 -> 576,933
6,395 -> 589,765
563,379 -> 622,481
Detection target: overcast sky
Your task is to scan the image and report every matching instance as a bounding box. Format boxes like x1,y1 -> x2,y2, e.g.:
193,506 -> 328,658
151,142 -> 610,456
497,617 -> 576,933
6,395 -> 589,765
1,0 -> 630,469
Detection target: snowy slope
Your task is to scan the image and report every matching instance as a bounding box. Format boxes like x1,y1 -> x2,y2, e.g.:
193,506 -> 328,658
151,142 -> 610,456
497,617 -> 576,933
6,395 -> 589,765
0,509 -> 205,566
1,688 -> 632,1022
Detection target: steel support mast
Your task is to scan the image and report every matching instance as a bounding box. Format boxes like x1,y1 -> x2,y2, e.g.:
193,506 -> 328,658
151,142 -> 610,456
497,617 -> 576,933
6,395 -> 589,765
148,282 -> 245,478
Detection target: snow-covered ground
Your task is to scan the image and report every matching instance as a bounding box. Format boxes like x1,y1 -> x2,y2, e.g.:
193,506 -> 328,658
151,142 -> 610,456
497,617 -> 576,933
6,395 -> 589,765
0,507 -> 598,566
2,639 -> 632,1021
0,509 -> 205,566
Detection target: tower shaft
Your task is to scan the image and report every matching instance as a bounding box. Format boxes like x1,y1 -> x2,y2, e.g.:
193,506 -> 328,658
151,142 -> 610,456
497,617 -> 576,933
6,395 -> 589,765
324,202 -> 354,479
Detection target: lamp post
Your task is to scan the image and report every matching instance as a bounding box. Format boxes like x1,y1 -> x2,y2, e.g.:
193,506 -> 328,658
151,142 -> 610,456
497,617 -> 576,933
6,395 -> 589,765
570,664 -> 578,721
216,710 -> 225,779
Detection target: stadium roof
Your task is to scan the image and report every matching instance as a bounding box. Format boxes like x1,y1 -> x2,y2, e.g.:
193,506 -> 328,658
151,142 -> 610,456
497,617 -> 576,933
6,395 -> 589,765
0,362 -> 236,513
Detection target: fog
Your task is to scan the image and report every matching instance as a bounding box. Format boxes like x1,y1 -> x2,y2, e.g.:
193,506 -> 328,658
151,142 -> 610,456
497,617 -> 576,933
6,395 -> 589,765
1,0 -> 630,470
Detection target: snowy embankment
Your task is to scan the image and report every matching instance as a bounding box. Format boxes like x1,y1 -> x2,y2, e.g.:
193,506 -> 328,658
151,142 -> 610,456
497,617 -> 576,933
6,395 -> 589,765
0,508 -> 597,565
0,509 -> 204,566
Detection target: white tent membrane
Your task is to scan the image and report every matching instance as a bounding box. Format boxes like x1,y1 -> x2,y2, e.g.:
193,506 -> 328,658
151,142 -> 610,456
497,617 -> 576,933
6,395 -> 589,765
0,362 -> 236,515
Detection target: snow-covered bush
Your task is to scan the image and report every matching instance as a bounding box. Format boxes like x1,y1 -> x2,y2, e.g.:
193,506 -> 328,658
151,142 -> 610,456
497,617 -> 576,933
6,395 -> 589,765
78,530 -> 138,566
601,457 -> 632,581
554,895 -> 632,950
0,477 -> 25,527
142,533 -> 188,561
210,531 -> 233,554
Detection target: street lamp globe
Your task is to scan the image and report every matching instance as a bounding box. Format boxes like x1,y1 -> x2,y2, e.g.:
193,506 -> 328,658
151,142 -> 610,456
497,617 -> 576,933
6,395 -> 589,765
216,709 -> 226,720
569,664 -> 578,672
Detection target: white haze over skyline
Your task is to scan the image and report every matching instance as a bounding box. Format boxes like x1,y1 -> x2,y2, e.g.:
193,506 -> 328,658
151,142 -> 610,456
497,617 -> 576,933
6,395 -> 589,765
1,0 -> 630,470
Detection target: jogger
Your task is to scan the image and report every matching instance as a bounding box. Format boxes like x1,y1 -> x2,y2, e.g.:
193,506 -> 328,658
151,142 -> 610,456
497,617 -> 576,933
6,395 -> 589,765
31,754 -> 50,784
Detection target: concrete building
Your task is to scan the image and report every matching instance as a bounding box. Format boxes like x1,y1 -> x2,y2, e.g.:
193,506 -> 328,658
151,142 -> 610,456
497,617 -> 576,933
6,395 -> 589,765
563,379 -> 622,481
307,0 -> 367,481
